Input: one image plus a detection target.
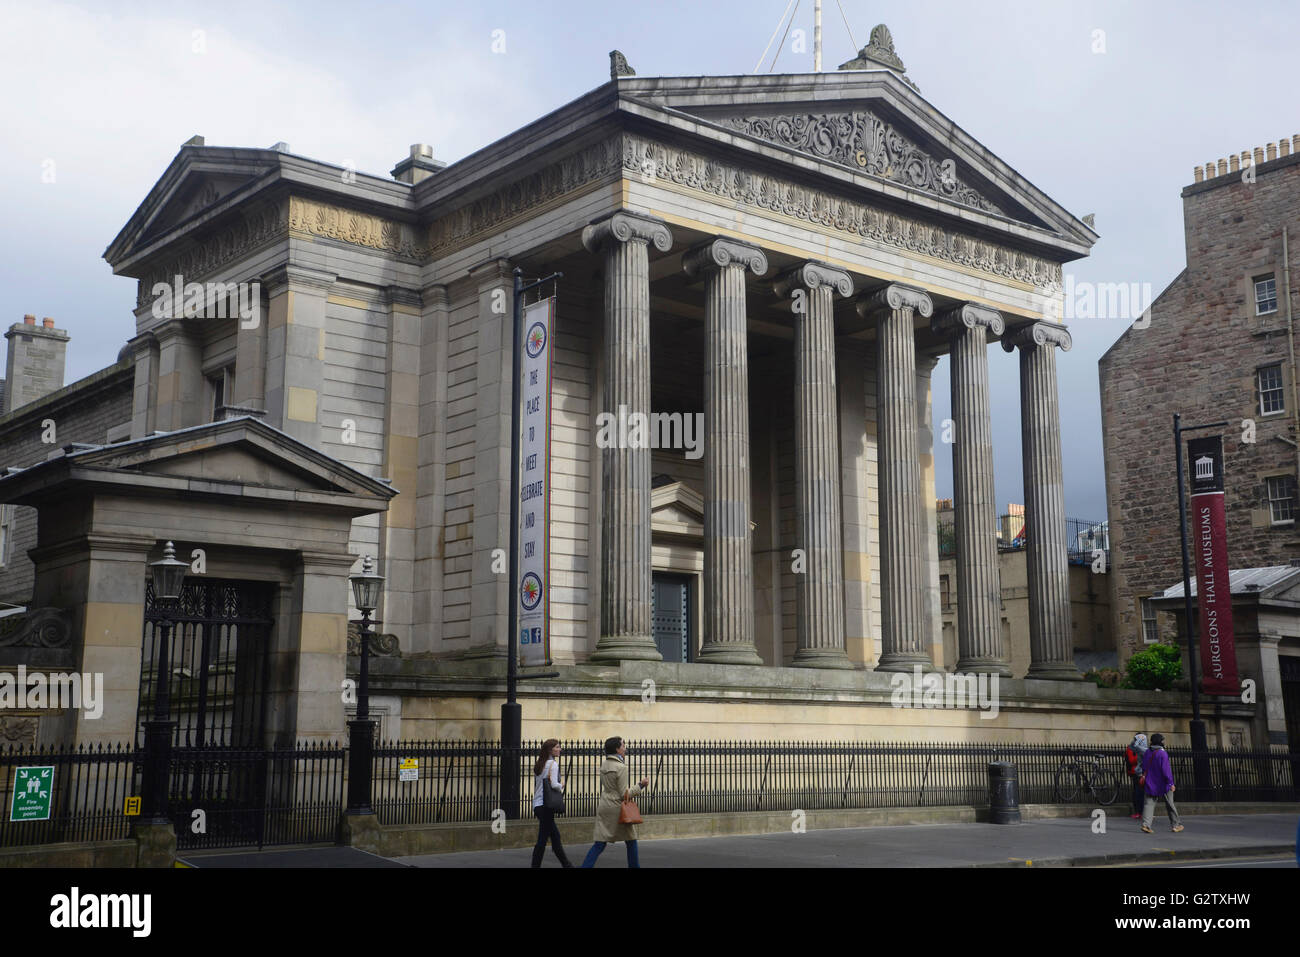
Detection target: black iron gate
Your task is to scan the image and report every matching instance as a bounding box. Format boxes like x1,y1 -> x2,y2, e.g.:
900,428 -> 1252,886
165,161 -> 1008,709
134,578 -> 309,848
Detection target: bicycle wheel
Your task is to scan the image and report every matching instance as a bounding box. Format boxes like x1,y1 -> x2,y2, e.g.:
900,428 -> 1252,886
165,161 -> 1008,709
1085,765 -> 1119,806
1054,763 -> 1081,802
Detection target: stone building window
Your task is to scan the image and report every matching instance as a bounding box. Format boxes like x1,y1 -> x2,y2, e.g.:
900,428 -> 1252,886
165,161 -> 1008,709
1140,598 -> 1158,644
1255,275 -> 1278,315
208,366 -> 234,420
940,573 -> 951,610
1266,475 -> 1296,525
0,504 -> 11,566
1257,364 -> 1286,416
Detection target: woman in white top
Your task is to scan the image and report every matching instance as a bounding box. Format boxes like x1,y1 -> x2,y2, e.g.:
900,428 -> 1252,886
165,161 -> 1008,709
531,738 -> 572,867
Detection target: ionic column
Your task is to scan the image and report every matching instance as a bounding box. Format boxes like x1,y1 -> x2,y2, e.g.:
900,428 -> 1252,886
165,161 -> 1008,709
774,262 -> 854,669
933,304 -> 1010,676
582,211 -> 673,662
859,284 -> 934,672
684,237 -> 767,665
1002,322 -> 1079,679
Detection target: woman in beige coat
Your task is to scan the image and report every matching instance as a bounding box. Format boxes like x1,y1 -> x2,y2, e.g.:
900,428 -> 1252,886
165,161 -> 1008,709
580,736 -> 649,868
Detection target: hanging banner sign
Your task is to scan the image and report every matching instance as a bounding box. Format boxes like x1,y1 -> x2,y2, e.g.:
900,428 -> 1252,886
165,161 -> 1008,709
518,297 -> 553,667
1186,436 -> 1239,695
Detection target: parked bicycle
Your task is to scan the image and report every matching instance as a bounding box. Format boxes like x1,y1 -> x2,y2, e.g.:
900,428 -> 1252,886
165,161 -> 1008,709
1053,753 -> 1119,805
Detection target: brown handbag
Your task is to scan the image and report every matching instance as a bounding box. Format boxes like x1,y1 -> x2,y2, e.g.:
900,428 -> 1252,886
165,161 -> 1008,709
619,789 -> 643,825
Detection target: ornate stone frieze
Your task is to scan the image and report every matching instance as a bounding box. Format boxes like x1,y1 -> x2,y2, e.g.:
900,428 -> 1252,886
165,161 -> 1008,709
621,134 -> 1061,292
0,608 -> 72,649
682,237 -> 768,277
932,303 -> 1005,339
720,111 -> 1001,214
1001,320 -> 1073,352
428,137 -> 625,256
288,197 -> 428,261
136,198 -> 290,307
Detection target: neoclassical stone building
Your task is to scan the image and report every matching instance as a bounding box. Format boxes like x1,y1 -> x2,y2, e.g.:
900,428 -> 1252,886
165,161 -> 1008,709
7,29 -> 1256,748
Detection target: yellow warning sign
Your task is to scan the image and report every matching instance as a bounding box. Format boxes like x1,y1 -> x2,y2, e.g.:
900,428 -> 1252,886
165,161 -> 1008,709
123,796 -> 141,816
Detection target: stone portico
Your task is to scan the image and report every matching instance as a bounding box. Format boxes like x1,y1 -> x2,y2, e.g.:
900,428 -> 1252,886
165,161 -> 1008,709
19,30 -> 1262,751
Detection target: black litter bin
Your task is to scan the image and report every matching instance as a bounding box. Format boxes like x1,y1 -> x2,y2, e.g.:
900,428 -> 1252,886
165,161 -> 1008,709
988,760 -> 1021,824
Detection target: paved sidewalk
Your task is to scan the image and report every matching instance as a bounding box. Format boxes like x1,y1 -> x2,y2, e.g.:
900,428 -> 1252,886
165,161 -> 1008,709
394,813 -> 1299,868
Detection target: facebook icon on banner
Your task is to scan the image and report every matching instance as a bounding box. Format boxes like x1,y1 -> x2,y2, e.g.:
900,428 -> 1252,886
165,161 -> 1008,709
520,627 -> 541,645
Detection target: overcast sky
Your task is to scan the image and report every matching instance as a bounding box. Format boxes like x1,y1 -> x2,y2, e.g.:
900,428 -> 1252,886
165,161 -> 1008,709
1,0 -> 1295,521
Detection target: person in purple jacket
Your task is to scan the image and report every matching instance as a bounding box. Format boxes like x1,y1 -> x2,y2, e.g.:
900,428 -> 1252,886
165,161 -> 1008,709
1139,733 -> 1185,833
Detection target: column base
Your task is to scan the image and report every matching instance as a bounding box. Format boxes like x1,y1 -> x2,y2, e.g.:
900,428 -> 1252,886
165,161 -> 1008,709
589,635 -> 663,663
1026,663 -> 1083,680
955,657 -> 1013,677
696,642 -> 764,665
874,652 -> 938,673
791,647 -> 856,670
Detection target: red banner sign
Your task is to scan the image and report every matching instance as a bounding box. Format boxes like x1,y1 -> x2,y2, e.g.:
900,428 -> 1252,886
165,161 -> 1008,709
1187,437 -> 1239,695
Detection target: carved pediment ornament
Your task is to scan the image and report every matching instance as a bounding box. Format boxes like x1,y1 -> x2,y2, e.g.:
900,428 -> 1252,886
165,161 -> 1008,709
346,621 -> 400,657
622,135 -> 1060,293
0,608 -> 72,649
721,111 -> 1002,215
0,716 -> 38,747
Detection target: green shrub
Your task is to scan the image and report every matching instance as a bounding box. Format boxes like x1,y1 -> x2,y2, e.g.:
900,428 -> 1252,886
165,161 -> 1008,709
1123,643 -> 1181,690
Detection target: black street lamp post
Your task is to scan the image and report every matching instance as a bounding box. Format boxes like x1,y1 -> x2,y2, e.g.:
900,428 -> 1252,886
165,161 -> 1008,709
142,540 -> 187,823
347,555 -> 384,815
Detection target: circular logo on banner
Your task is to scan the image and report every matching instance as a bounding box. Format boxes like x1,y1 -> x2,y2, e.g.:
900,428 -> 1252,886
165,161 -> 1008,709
526,321 -> 547,358
520,572 -> 543,611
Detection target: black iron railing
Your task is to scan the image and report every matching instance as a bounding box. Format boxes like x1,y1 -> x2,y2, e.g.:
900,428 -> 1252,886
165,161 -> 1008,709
2,739 -> 1296,848
0,742 -> 139,848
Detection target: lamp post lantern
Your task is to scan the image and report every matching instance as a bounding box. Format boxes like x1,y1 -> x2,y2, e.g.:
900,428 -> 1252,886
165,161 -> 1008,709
142,540 -> 187,822
347,555 -> 384,815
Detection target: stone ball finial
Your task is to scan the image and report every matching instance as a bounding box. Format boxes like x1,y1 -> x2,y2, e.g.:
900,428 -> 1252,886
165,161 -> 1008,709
610,50 -> 636,80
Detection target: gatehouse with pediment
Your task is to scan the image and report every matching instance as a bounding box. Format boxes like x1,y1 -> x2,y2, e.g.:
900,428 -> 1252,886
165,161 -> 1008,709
1,27 -> 1262,749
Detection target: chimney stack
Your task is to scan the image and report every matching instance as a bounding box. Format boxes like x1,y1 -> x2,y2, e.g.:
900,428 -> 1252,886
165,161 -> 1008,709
391,143 -> 447,185
4,315 -> 70,415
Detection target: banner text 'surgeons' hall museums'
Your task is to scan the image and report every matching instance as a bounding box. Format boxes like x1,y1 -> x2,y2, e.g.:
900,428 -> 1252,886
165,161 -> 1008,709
0,26 -> 1263,750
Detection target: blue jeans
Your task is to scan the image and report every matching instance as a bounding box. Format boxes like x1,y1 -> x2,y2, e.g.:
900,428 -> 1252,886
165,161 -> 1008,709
581,840 -> 639,868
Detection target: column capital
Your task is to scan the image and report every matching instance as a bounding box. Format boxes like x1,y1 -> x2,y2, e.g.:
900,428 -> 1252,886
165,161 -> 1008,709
773,260 -> 853,299
682,237 -> 768,279
384,285 -> 423,309
932,303 -> 1004,339
1001,320 -> 1073,353
856,283 -> 933,320
581,210 -> 673,254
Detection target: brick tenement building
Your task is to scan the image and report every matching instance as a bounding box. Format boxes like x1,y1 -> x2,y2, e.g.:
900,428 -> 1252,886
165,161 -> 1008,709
1101,136 -> 1300,662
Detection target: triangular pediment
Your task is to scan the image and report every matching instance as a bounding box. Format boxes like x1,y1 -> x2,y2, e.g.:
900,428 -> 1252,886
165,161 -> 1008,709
139,171 -> 263,243
104,146 -> 281,271
68,417 -> 395,499
618,71 -> 1097,251
652,481 -> 704,538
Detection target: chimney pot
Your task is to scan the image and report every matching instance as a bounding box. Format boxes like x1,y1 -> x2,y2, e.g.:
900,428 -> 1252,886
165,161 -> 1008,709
1254,146 -> 1265,165
411,143 -> 433,158
1230,154 -> 1240,172
42,317 -> 54,329
1281,138 -> 1292,157
22,314 -> 35,325
1267,142 -> 1278,161
1217,158 -> 1228,176
1193,165 -> 1203,183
